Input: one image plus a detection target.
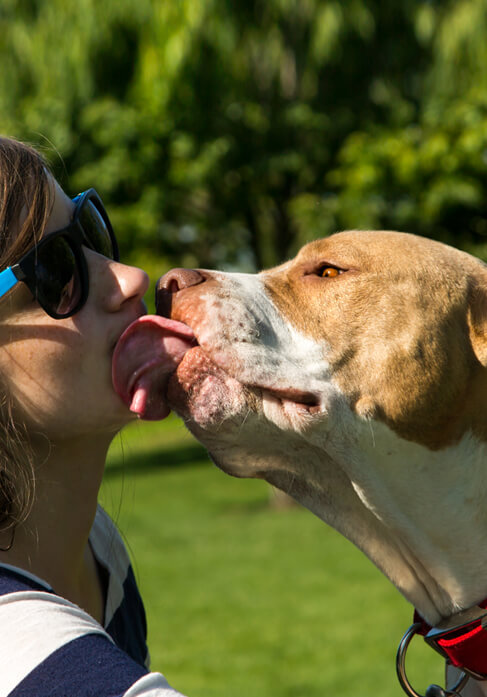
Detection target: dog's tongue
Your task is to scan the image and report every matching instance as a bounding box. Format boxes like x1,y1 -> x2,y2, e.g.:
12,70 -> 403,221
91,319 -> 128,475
112,315 -> 196,420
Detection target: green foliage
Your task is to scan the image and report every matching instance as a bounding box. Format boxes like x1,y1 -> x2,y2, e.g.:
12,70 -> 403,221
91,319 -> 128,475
1,0 -> 487,268
326,88 -> 487,251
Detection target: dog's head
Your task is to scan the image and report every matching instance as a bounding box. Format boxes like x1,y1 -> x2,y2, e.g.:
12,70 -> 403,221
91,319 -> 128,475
157,230 -> 487,452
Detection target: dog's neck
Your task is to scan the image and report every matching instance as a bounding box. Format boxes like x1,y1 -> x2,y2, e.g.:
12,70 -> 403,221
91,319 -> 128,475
267,415 -> 487,628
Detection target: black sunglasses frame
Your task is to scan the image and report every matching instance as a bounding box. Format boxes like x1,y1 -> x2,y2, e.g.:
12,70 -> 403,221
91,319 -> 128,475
9,188 -> 119,319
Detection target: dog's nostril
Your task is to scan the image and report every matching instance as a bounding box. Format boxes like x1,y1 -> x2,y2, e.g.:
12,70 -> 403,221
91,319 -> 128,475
157,268 -> 205,293
167,279 -> 180,294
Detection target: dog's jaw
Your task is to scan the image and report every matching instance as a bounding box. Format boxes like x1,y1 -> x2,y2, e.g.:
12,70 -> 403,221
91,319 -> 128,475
160,230 -> 487,628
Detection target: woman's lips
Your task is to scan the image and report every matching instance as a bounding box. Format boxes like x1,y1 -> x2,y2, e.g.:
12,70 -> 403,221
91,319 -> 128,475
112,315 -> 197,420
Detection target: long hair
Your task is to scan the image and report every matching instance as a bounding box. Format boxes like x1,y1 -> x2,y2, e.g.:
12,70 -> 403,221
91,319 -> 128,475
0,136 -> 53,540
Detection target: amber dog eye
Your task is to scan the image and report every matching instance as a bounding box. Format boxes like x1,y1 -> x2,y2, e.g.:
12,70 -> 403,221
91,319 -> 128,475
319,266 -> 343,278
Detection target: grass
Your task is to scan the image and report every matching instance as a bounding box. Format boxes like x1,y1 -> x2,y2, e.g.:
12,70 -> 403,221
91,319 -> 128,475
102,415 -> 445,697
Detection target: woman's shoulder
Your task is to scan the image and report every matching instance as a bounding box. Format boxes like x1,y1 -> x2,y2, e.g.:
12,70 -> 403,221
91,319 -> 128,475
0,560 -> 187,697
0,587 -> 186,696
0,509 -> 185,696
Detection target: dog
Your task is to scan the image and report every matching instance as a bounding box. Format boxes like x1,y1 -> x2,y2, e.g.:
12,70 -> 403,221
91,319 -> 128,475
155,229 -> 487,696
114,229 -> 487,696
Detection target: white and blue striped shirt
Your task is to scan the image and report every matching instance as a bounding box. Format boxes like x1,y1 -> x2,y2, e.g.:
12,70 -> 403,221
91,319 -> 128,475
0,506 -> 187,697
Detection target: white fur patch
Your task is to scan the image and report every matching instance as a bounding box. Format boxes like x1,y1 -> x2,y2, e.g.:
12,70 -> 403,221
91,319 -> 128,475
196,271 -> 331,391
300,408 -> 487,621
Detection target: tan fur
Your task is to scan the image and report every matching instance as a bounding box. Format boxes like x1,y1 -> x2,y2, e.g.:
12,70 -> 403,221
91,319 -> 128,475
263,231 -> 487,449
160,230 -> 487,451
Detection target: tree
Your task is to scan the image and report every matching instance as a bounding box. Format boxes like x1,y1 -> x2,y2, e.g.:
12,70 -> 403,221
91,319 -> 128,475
132,0 -> 430,268
326,0 -> 487,257
1,0 -> 486,269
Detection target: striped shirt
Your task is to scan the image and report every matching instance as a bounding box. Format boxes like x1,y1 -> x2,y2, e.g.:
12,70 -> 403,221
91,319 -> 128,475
0,506 -> 187,697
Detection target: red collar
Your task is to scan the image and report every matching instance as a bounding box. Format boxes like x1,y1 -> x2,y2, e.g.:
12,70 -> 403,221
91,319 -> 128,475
414,600 -> 487,679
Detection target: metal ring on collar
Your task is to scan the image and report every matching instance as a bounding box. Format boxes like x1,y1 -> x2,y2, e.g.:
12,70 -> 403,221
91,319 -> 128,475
396,622 -> 470,697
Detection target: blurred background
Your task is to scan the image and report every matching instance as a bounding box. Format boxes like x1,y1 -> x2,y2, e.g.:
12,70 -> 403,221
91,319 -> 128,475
2,1 -> 486,695
2,0 -> 487,278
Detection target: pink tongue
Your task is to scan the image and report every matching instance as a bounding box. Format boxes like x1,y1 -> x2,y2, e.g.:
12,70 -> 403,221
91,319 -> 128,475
112,315 -> 196,420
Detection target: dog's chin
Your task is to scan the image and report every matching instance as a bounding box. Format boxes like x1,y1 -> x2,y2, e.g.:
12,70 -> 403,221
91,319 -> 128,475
167,345 -> 322,438
167,346 -> 256,430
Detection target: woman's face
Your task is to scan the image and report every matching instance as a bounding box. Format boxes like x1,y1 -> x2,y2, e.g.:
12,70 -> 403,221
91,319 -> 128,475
0,180 -> 149,441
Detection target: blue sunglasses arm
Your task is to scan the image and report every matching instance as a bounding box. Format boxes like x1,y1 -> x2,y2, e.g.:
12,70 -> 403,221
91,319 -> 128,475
0,267 -> 19,299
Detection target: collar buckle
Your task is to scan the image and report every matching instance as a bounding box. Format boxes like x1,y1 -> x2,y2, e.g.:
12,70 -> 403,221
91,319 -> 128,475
423,606 -> 487,680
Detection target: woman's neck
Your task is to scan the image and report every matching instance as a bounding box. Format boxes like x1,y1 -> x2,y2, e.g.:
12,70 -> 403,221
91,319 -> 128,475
0,432 -> 113,622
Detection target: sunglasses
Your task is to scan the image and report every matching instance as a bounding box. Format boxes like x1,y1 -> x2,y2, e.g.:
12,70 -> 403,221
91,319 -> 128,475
0,189 -> 119,319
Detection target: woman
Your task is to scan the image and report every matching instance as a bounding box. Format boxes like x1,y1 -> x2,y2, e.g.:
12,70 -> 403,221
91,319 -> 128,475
0,137 -> 187,696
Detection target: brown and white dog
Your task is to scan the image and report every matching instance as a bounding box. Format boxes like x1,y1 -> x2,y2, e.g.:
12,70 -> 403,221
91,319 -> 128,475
115,229 -> 487,696
155,230 -> 487,696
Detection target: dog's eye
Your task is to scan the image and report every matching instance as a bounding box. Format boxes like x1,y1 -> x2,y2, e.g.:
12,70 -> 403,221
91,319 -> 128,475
318,265 -> 343,278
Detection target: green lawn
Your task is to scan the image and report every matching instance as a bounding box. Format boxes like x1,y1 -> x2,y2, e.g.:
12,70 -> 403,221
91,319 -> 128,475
102,415 -> 445,697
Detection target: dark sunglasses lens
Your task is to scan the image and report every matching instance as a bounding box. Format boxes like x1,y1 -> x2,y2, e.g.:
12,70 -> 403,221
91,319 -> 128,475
34,237 -> 81,317
78,200 -> 114,259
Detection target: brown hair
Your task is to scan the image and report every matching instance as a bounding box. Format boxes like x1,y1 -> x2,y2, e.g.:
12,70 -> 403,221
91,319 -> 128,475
0,136 -> 53,541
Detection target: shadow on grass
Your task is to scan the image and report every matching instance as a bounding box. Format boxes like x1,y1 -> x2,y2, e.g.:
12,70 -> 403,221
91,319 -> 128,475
105,441 -> 211,478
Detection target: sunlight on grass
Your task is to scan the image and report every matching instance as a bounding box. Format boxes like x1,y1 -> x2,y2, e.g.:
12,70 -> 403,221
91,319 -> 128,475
102,415 -> 445,697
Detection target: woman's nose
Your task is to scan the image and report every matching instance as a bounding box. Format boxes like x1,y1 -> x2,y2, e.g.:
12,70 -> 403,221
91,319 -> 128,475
156,268 -> 205,316
103,259 -> 150,312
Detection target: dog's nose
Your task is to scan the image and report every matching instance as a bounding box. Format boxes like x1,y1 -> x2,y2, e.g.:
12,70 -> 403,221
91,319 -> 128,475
156,268 -> 205,316
157,268 -> 205,294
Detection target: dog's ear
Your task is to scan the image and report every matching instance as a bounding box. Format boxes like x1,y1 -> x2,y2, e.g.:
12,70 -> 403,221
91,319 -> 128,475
468,276 -> 487,366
